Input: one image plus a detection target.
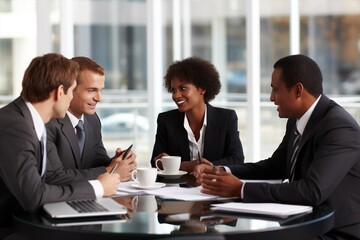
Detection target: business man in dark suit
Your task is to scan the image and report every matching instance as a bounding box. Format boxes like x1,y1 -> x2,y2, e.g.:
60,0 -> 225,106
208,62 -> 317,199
46,56 -> 136,181
151,56 -> 244,173
194,54 -> 360,239
0,53 -> 120,239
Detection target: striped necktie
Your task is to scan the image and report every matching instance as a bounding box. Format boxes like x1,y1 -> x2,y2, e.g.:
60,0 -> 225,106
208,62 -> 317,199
290,128 -> 301,182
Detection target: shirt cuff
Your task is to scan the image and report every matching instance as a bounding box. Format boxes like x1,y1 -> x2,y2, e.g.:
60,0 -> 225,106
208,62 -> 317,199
89,180 -> 104,198
241,182 -> 245,199
222,166 -> 231,173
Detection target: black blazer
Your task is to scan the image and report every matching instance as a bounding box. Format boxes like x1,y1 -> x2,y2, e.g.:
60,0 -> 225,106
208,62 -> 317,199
151,103 -> 244,166
0,97 -> 95,227
46,113 -> 110,180
229,95 -> 360,232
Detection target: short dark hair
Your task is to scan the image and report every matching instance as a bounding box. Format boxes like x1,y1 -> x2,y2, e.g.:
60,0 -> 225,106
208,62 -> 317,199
164,56 -> 221,102
71,56 -> 105,75
21,53 -> 79,103
71,56 -> 105,84
273,54 -> 323,97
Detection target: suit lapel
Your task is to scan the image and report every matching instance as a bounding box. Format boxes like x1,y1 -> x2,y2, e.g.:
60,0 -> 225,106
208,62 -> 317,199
287,95 -> 331,179
59,116 -> 82,168
14,97 -> 43,175
299,95 -> 331,150
82,116 -> 94,164
203,104 -> 217,159
173,111 -> 191,160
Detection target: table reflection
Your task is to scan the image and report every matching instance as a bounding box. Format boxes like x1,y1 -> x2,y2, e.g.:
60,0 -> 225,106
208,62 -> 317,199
13,175 -> 334,240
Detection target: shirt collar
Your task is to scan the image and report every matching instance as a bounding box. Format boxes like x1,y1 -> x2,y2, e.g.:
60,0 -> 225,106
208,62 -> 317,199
25,101 -> 46,140
184,104 -> 208,131
296,95 -> 321,135
67,111 -> 84,128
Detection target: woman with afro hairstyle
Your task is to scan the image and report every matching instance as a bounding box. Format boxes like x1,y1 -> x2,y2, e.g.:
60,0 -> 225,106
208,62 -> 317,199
151,56 -> 244,173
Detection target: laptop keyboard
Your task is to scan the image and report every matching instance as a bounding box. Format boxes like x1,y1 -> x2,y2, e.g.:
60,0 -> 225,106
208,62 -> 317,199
67,200 -> 109,213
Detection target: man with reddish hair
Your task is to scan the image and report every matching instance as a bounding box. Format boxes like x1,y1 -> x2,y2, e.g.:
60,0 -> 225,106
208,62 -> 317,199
0,53 -> 120,239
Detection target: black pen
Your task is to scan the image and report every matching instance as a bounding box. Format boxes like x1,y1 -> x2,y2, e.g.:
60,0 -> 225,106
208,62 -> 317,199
110,144 -> 133,174
198,151 -> 201,165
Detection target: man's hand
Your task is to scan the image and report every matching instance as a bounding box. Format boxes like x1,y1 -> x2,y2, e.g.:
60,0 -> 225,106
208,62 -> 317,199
97,172 -> 121,196
115,154 -> 137,181
107,147 -> 137,181
200,170 -> 243,198
192,164 -> 215,180
181,157 -> 213,173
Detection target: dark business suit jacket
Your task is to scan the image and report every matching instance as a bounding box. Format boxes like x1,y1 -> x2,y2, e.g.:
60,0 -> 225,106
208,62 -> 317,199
46,113 -> 110,180
0,97 -> 95,228
229,95 -> 360,234
151,103 -> 244,166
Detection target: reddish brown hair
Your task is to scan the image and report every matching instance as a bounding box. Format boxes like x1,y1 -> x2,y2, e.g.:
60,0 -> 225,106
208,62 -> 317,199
21,53 -> 79,102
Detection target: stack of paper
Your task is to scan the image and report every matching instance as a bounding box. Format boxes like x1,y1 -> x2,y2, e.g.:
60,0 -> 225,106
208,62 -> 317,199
152,186 -> 219,201
211,202 -> 312,218
116,182 -> 219,201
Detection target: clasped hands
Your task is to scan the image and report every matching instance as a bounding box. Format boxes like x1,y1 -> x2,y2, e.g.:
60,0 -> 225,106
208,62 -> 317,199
193,164 -> 243,198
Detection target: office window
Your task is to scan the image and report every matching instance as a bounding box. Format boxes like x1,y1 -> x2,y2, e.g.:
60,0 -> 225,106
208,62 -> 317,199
226,17 -> 246,93
1,0 -> 360,163
74,25 -> 147,91
0,0 -> 11,12
0,39 -> 12,95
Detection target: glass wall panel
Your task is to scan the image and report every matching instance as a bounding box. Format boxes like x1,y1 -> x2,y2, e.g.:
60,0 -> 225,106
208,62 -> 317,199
300,1 -> 360,95
1,0 -> 360,164
0,39 -> 12,95
0,0 -> 11,12
0,0 -> 36,98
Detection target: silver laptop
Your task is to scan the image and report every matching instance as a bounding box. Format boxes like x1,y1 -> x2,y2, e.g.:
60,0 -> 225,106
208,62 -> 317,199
40,214 -> 128,227
43,198 -> 127,219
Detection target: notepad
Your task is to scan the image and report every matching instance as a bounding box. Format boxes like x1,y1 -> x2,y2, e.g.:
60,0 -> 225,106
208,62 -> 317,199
211,202 -> 312,218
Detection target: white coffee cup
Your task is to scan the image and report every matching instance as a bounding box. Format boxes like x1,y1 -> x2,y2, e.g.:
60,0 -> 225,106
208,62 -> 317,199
132,195 -> 158,212
131,168 -> 157,187
155,156 -> 181,174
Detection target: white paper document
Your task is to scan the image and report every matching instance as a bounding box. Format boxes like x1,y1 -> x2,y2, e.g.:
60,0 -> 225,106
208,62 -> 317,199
116,181 -> 150,195
211,202 -> 313,218
117,181 -> 219,201
151,186 -> 219,201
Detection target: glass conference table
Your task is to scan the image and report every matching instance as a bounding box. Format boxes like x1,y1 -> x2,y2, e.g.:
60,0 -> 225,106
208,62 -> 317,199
13,174 -> 334,240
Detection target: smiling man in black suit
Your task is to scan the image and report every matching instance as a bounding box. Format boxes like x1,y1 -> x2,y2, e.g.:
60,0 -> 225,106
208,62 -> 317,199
194,54 -> 360,239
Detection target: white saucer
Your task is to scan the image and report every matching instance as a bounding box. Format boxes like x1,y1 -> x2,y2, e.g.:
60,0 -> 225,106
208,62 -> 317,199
131,182 -> 166,190
157,170 -> 188,179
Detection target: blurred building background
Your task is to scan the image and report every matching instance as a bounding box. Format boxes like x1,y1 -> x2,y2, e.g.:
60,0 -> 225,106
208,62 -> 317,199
1,0 -> 360,167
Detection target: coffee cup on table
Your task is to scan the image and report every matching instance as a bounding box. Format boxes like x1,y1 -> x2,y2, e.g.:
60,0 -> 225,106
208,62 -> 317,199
155,156 -> 181,174
131,167 -> 158,187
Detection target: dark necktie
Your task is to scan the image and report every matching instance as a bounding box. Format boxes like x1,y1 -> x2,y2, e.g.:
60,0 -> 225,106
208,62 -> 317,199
290,128 -> 301,182
40,131 -> 47,177
76,120 -> 85,158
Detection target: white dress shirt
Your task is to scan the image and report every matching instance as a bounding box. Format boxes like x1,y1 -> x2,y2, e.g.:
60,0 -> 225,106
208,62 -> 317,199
184,104 -> 207,159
